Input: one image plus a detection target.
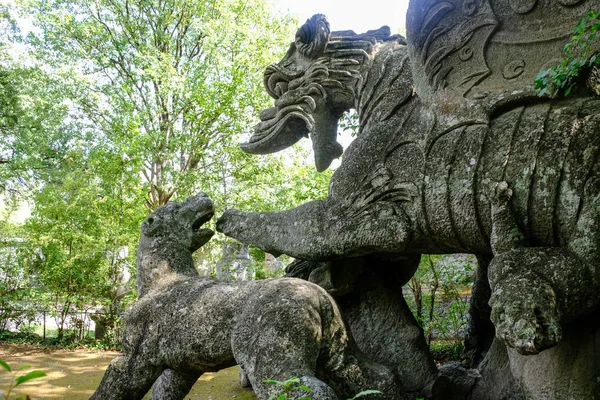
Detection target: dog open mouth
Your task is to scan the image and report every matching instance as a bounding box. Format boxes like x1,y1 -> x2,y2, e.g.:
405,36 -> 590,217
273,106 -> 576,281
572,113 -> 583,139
190,208 -> 215,251
192,209 -> 214,232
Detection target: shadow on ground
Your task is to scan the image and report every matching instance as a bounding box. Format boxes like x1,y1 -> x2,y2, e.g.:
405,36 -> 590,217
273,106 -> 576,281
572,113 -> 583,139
0,343 -> 257,400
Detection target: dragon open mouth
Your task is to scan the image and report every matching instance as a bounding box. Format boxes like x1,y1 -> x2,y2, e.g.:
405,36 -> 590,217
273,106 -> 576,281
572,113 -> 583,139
240,99 -> 316,155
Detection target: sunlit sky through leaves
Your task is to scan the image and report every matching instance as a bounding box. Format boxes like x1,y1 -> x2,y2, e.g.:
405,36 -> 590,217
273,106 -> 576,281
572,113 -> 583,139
272,0 -> 409,34
1,0 -> 412,220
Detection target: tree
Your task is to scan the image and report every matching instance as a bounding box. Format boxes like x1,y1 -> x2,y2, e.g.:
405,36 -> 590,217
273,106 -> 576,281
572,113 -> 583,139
406,254 -> 474,361
2,1 -> 337,332
22,140 -> 144,340
0,3 -> 78,196
21,0 -> 297,209
0,220 -> 35,332
0,4 -> 19,143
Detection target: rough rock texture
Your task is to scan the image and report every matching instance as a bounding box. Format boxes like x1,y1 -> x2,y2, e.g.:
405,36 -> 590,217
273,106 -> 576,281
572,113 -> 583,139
135,193 -> 215,298
504,312 -> 600,399
91,194 -> 405,400
217,4 -> 600,399
469,339 -> 524,400
286,256 -> 438,398
463,255 -> 494,368
433,362 -> 481,400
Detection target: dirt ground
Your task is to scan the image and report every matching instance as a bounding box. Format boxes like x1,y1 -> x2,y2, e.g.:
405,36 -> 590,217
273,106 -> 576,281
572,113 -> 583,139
0,343 -> 257,400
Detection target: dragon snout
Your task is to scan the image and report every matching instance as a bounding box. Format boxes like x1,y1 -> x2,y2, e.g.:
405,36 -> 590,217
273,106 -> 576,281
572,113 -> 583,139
264,69 -> 289,99
264,63 -> 304,99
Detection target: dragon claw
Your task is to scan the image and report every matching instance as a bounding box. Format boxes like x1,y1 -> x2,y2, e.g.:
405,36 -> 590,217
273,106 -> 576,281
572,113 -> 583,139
492,181 -> 513,206
490,279 -> 562,355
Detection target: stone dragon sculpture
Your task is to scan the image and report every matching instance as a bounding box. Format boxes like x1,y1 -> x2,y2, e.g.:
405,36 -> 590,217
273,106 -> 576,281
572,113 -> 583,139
217,2 -> 600,398
91,193 -> 404,400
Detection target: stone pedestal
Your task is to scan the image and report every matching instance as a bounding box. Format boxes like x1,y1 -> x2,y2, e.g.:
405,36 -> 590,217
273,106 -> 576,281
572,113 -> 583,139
506,313 -> 600,400
470,311 -> 600,400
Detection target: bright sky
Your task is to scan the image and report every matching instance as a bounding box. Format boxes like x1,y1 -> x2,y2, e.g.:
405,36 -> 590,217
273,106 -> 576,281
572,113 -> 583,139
272,0 -> 409,34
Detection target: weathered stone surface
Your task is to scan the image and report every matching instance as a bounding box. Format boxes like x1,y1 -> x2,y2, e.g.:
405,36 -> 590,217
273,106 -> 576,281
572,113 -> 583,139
217,5 -> 600,399
432,362 -> 481,400
464,255 -> 494,368
136,192 -> 215,298
286,256 -> 438,398
91,194 -> 405,400
469,339 -> 523,400
505,311 -> 600,399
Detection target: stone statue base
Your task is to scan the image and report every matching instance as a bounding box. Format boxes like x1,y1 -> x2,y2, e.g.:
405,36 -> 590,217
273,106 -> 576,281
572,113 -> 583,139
469,310 -> 600,400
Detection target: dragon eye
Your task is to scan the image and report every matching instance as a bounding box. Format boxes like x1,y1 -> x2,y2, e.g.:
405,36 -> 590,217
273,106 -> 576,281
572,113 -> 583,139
147,217 -> 154,225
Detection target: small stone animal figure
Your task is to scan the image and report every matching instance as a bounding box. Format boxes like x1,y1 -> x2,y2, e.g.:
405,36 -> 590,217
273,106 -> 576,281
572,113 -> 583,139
90,193 -> 402,400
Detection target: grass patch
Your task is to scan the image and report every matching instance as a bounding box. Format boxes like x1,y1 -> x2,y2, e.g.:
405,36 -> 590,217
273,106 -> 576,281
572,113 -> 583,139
429,340 -> 464,364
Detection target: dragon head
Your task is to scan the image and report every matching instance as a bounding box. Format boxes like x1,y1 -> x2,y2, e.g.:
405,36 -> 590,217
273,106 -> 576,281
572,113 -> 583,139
241,14 -> 368,172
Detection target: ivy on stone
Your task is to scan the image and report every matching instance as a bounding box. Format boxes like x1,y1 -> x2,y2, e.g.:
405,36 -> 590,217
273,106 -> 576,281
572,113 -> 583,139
535,11 -> 600,97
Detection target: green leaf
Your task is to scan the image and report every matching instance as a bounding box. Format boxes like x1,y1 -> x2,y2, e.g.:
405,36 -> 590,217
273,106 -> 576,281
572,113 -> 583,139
283,377 -> 300,388
564,86 -> 572,96
264,379 -> 283,385
18,364 -> 31,371
564,42 -> 572,52
535,69 -> 550,80
297,385 -> 312,392
15,370 -> 46,386
0,360 -> 11,372
349,390 -> 383,399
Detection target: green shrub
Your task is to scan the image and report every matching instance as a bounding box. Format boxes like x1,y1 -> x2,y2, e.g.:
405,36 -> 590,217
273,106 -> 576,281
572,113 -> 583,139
535,11 -> 600,96
0,330 -> 122,351
264,376 -> 382,400
429,341 -> 465,364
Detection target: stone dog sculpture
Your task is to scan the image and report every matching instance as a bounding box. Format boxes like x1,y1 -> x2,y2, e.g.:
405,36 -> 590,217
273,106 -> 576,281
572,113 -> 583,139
91,193 -> 403,400
216,5 -> 600,399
